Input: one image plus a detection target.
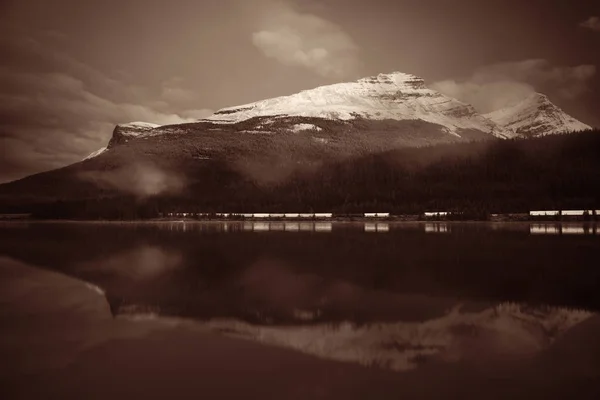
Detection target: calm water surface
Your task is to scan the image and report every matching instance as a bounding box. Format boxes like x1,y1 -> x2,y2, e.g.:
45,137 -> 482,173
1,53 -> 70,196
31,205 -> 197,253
1,221 -> 599,399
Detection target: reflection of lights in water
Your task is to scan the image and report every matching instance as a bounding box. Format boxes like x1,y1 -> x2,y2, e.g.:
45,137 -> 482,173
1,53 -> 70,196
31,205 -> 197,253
365,223 -> 377,232
425,223 -> 448,233
562,224 -> 585,235
377,223 -> 389,232
270,222 -> 285,232
299,223 -> 313,231
285,223 -> 300,232
365,223 -> 389,232
529,223 -> 599,235
314,223 -> 332,232
253,222 -> 270,232
530,224 -> 560,235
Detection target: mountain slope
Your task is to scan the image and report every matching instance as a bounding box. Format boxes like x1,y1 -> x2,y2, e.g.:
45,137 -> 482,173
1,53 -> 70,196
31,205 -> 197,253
205,72 -> 506,139
0,71 -> 595,214
484,93 -> 590,138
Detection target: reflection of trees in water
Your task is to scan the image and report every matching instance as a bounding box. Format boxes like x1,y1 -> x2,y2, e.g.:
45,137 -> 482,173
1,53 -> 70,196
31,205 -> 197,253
2,222 -> 600,321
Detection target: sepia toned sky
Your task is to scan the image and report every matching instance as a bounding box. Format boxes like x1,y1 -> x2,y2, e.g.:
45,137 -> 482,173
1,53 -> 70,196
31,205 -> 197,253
1,0 -> 599,183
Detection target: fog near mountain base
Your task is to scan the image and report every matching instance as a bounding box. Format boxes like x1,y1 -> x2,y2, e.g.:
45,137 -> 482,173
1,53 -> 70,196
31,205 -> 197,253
78,163 -> 185,197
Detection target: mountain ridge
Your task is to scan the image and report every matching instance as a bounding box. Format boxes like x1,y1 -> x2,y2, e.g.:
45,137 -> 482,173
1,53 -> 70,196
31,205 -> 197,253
0,70 -> 594,211
87,71 -> 590,160
203,71 -> 505,138
484,93 -> 591,138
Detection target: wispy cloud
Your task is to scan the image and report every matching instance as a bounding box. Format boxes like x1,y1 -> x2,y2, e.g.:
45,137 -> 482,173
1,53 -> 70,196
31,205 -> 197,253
431,59 -> 596,113
252,2 -> 360,78
0,32 -> 212,183
579,16 -> 600,32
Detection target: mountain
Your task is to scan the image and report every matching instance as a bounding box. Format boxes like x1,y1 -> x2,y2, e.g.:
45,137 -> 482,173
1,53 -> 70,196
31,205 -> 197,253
484,93 -> 590,138
0,71 -> 595,215
204,71 -> 505,139
77,72 -> 512,167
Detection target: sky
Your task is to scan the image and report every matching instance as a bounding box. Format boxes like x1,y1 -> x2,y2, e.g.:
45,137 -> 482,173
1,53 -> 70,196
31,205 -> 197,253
0,0 -> 599,183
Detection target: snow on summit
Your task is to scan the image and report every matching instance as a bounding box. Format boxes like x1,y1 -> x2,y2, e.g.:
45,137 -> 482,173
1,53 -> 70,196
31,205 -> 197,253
115,121 -> 162,139
118,121 -> 162,129
484,93 -> 590,138
204,72 -> 503,137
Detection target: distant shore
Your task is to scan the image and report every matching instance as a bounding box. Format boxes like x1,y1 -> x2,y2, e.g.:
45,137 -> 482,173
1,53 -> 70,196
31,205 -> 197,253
1,216 -> 598,223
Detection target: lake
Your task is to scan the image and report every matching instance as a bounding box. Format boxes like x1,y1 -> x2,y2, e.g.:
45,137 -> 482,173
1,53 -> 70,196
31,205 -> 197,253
1,221 -> 599,399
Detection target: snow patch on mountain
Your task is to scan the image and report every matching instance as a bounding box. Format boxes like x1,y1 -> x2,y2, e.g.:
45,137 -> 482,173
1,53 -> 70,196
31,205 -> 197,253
204,72 -> 504,138
290,123 -> 322,132
116,121 -> 162,138
83,147 -> 107,161
484,93 -> 590,138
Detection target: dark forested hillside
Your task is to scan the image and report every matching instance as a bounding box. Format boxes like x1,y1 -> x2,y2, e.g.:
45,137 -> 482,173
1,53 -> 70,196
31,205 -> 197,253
1,129 -> 598,219
272,129 -> 600,215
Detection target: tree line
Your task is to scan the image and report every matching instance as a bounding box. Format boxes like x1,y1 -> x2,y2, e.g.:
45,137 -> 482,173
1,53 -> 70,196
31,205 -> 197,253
23,129 -> 600,219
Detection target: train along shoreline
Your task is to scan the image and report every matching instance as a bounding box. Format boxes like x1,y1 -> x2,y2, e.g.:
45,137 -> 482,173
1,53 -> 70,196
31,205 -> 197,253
3,209 -> 598,223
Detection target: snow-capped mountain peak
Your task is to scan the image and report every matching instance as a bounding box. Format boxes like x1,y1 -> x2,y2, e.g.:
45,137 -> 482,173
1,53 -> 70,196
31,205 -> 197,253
204,71 -> 504,138
484,93 -> 590,138
107,121 -> 163,147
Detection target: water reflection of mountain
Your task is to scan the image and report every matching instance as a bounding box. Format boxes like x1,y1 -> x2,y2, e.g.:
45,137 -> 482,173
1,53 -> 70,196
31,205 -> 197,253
185,303 -> 593,372
3,255 -> 600,400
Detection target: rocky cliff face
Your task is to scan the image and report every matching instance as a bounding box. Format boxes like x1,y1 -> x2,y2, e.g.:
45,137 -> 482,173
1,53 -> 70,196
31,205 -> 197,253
107,122 -> 162,147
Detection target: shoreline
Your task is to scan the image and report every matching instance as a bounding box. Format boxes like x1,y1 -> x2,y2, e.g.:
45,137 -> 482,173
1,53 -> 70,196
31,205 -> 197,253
1,218 -> 598,224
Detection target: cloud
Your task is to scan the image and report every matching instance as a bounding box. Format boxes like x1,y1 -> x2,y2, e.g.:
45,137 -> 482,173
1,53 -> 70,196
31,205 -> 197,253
78,162 -> 185,198
252,2 -> 360,78
580,16 -> 600,32
160,77 -> 202,105
0,33 -> 213,183
431,59 -> 596,113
